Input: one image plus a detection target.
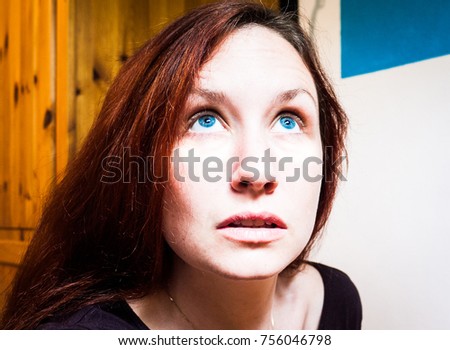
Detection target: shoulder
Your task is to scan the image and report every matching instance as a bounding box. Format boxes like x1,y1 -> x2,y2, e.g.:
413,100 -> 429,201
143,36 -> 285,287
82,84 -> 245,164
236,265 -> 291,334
37,301 -> 148,330
308,262 -> 363,330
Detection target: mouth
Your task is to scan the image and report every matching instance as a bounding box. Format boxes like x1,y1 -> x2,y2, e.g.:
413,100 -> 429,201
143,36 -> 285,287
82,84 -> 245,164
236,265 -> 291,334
226,220 -> 279,229
217,212 -> 287,243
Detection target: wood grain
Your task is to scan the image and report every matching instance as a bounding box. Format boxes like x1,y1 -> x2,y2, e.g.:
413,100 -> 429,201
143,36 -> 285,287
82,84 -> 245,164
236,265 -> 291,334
56,0 -> 70,179
0,240 -> 28,312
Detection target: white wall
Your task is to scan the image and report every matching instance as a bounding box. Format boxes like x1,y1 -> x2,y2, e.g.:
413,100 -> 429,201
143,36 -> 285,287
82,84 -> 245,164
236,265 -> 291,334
302,0 -> 450,329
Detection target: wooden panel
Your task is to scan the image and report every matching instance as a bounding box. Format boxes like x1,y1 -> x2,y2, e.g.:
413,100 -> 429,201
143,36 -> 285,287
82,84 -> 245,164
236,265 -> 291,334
119,0 -> 153,54
0,240 -> 28,312
72,0 -> 155,148
0,0 -> 55,239
261,0 -> 279,9
19,0 -> 34,231
0,265 -> 17,311
148,0 -> 199,37
67,0 -> 77,159
56,0 -> 70,177
31,0 -> 56,230
73,0 -> 139,148
1,0 -> 19,240
0,240 -> 28,266
71,0 -> 116,146
0,0 -> 10,237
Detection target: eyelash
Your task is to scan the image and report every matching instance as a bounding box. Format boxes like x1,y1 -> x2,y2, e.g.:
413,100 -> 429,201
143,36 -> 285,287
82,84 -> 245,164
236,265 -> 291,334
275,111 -> 306,129
188,109 -> 225,128
187,109 -> 306,130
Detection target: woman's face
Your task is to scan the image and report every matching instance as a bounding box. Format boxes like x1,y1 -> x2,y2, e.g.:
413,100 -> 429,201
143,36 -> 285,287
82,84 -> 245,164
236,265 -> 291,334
162,26 -> 322,279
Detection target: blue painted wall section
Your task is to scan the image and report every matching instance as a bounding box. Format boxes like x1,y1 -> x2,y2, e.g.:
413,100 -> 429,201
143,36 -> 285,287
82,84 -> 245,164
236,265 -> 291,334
341,0 -> 450,78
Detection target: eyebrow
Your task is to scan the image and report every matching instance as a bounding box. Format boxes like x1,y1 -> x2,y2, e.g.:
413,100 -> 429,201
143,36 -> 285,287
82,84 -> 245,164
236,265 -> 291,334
275,88 -> 318,107
191,88 -> 228,105
190,87 -> 318,109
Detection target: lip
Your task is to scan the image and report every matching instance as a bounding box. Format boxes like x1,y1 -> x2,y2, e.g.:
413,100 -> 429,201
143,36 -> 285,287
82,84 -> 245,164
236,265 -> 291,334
216,212 -> 287,243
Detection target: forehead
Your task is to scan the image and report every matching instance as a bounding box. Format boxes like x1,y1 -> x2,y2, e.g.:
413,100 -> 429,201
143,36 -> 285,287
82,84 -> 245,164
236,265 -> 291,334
196,25 -> 317,99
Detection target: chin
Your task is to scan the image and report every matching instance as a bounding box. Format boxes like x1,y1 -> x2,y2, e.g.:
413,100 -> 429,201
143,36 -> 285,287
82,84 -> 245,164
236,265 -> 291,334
223,272 -> 281,281
203,257 -> 293,281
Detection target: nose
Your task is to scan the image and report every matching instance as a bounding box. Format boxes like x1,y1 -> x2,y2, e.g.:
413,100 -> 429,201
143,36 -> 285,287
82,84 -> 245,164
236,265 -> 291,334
231,169 -> 278,195
230,140 -> 278,195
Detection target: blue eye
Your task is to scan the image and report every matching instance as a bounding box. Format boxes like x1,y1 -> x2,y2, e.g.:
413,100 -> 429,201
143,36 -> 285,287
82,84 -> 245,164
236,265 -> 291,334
190,112 -> 225,133
198,115 -> 216,128
272,114 -> 302,133
280,117 -> 296,129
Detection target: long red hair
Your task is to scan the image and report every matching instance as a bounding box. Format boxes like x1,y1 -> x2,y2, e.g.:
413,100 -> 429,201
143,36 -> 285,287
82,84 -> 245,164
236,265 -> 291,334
1,0 -> 347,329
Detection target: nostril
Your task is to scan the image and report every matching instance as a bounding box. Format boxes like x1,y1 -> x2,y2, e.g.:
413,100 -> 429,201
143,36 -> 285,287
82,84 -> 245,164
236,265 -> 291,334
232,179 -> 278,194
240,181 -> 250,188
264,182 -> 277,193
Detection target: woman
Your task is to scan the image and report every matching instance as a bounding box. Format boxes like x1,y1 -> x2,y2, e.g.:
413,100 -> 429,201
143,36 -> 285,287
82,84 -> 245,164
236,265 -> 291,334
1,0 -> 361,329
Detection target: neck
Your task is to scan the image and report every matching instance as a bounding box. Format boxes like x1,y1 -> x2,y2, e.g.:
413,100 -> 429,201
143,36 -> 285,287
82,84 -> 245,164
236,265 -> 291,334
167,256 -> 278,330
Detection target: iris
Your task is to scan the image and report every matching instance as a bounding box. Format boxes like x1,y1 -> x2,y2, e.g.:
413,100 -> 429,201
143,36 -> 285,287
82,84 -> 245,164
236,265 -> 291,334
279,116 -> 296,130
197,115 -> 216,128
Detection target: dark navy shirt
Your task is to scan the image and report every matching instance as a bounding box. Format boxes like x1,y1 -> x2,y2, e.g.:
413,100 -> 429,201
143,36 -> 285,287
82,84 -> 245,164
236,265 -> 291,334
38,262 -> 362,330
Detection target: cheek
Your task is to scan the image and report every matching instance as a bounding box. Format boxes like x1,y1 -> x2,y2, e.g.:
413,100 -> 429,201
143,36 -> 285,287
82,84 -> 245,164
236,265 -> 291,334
279,144 -> 323,240
290,177 -> 322,234
162,165 -> 227,272
161,146 -> 222,246
275,137 -> 323,189
161,181 -> 188,244
171,136 -> 232,182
